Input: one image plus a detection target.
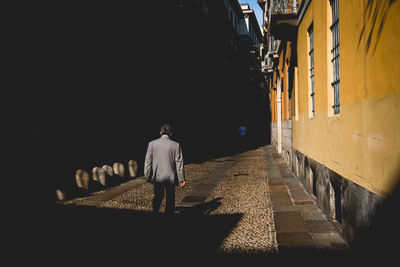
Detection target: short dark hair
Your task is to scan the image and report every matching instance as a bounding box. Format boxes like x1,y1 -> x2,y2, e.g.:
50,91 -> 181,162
160,124 -> 172,135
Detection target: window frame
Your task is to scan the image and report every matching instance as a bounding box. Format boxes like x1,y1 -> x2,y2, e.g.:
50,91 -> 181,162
330,0 -> 340,114
308,24 -> 315,117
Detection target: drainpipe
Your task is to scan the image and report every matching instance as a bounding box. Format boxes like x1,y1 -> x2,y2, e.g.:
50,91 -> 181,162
276,72 -> 282,154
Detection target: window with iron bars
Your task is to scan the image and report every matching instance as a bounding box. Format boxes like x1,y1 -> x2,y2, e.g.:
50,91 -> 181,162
271,0 -> 298,15
269,35 -> 278,52
330,0 -> 340,114
308,24 -> 315,117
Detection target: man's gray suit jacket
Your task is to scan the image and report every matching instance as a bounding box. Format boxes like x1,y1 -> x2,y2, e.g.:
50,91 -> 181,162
144,135 -> 185,185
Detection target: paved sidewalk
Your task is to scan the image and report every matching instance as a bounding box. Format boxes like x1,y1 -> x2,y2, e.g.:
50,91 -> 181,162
264,146 -> 349,252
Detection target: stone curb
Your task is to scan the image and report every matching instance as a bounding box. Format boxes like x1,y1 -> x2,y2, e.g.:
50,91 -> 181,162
265,146 -> 349,251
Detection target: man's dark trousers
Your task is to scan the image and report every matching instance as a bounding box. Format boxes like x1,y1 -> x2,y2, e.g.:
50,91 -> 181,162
153,182 -> 175,214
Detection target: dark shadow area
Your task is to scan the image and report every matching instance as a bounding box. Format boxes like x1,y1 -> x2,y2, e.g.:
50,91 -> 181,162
178,197 -> 223,215
349,167 -> 400,266
4,0 -> 270,209
19,203 -> 243,266
16,199 -> 358,267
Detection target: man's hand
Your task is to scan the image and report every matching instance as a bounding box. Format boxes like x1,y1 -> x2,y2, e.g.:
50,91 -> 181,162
179,181 -> 186,188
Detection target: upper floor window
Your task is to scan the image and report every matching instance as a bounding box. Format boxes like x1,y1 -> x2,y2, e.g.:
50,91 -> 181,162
330,0 -> 340,114
308,24 -> 315,117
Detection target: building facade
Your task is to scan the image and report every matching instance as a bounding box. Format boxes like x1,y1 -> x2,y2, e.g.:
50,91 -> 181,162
259,0 -> 400,245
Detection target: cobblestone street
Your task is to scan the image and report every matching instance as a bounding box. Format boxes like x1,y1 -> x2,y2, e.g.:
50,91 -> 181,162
31,145 -> 354,267
205,148 -> 277,254
62,146 -> 278,256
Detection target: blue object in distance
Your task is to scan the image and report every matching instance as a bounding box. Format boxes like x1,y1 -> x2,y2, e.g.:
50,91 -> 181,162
238,126 -> 247,136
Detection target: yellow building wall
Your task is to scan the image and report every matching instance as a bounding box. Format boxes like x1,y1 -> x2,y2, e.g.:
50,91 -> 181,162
270,41 -> 293,122
293,0 -> 400,197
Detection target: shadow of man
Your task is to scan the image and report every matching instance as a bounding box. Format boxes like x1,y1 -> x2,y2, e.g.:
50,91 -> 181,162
176,197 -> 223,215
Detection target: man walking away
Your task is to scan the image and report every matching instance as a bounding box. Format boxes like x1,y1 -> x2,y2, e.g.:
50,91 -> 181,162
144,124 -> 186,214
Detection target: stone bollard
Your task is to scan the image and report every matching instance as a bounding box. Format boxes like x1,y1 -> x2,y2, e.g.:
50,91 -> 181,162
93,167 -> 107,186
55,189 -> 66,201
75,169 -> 89,191
92,167 -> 100,182
102,165 -> 114,177
97,167 -> 106,186
128,160 -> 138,178
102,165 -> 114,185
113,162 -> 124,178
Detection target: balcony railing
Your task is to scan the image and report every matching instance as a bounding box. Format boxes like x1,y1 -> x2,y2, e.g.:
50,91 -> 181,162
265,57 -> 273,68
271,0 -> 298,15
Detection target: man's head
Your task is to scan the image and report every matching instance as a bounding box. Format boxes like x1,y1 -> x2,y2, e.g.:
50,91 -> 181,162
160,124 -> 172,137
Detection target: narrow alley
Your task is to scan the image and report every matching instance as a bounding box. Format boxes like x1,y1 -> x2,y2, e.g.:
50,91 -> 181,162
5,1 -> 400,266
